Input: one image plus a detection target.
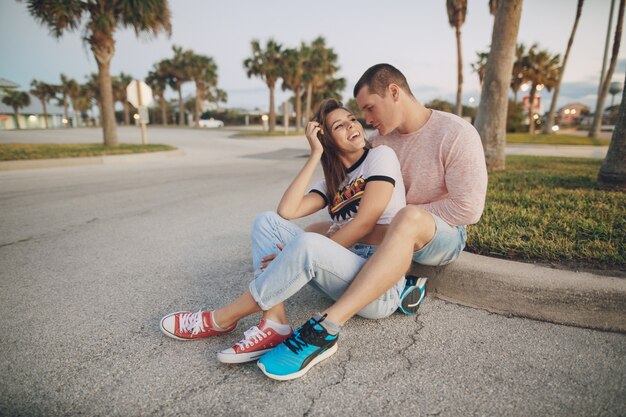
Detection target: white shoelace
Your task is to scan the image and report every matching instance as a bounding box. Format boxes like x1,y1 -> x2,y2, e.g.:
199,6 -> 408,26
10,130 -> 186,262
235,325 -> 268,349
179,310 -> 206,335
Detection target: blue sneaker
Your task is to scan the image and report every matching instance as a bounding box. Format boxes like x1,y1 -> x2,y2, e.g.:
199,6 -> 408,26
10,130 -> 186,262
257,315 -> 338,381
398,276 -> 428,315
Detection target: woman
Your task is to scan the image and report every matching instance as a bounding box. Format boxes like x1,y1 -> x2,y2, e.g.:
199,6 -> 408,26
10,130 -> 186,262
160,99 -> 408,374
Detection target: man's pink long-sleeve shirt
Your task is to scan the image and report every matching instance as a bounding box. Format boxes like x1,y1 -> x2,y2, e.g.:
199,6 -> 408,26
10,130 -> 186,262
371,110 -> 488,227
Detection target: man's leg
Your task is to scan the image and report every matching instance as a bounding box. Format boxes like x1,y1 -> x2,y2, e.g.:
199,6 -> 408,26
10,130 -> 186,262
323,206 -> 436,324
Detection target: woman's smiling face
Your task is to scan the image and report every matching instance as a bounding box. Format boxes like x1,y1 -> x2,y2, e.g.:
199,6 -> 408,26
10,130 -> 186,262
325,108 -> 366,154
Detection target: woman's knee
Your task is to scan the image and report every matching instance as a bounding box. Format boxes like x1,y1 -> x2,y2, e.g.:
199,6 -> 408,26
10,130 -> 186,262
253,211 -> 281,231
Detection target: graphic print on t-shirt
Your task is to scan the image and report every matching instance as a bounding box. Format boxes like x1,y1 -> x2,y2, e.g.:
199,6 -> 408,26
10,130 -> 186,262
329,177 -> 366,221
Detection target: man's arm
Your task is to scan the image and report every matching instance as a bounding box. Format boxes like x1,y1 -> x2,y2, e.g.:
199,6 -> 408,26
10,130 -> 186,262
418,127 -> 488,226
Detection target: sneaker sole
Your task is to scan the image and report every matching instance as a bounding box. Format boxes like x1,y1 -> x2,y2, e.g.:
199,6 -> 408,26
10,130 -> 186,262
399,277 -> 428,315
257,343 -> 339,381
217,347 -> 275,364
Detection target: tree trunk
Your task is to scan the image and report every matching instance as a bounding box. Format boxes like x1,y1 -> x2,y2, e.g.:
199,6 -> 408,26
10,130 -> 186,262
91,39 -> 118,146
527,84 -> 538,134
194,85 -> 202,128
13,107 -> 21,129
123,101 -> 130,126
268,81 -> 276,133
590,0 -> 624,138
71,98 -> 79,127
455,23 -> 463,117
598,71 -> 626,188
160,97 -> 168,126
474,0 -> 523,172
544,0 -> 584,134
295,85 -> 303,130
305,82 -> 313,123
41,100 -> 49,129
178,85 -> 184,126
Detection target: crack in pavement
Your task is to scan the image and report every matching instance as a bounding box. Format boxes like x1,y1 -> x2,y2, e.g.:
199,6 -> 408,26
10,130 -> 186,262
0,236 -> 33,248
302,348 -> 352,417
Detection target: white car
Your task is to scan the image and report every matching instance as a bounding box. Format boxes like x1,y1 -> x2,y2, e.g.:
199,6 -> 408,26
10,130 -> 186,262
198,118 -> 224,128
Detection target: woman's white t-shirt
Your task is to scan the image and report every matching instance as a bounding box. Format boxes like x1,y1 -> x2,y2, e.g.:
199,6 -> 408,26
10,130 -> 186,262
310,145 -> 406,231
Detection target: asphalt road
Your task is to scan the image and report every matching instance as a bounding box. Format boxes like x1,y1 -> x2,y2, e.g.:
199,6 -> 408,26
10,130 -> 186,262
0,127 -> 624,416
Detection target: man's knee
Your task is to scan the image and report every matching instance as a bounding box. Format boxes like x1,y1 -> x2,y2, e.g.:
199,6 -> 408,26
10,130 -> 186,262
392,206 -> 431,232
391,206 -> 436,247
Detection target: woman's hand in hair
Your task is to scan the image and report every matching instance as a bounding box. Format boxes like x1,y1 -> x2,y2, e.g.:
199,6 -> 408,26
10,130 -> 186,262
305,121 -> 324,157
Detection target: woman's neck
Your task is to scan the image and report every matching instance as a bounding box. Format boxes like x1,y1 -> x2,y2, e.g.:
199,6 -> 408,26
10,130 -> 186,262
339,148 -> 365,169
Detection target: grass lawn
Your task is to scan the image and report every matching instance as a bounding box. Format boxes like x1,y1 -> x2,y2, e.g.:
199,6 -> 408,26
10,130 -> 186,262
466,156 -> 625,271
506,133 -> 610,146
0,143 -> 176,161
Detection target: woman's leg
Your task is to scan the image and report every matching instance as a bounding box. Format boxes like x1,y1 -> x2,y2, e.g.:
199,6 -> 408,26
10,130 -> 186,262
213,211 -> 304,328
249,232 -> 402,320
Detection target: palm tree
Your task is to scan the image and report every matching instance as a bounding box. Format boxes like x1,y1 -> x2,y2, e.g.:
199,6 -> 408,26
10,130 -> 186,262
511,43 -> 530,104
244,39 -> 283,132
30,80 -> 56,128
160,46 -> 192,126
544,0 -> 584,134
474,0 -> 523,172
2,90 -> 30,129
598,71 -> 626,188
471,51 -> 490,87
58,73 -> 73,126
114,72 -> 133,125
146,67 -> 169,125
211,88 -> 228,110
25,0 -> 171,146
188,53 -> 218,127
75,83 -> 97,125
447,0 -> 468,116
281,45 -> 307,130
524,46 -> 560,134
590,0 -> 625,139
66,77 -> 81,127
303,37 -> 341,122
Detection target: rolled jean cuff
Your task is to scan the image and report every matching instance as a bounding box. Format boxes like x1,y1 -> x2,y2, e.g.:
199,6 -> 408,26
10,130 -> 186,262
248,279 -> 272,311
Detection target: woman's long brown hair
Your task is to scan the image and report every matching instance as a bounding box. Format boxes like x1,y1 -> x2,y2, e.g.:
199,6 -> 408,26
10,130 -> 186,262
312,99 -> 371,203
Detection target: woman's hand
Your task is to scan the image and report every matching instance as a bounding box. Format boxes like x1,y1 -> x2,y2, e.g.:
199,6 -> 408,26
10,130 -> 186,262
259,244 -> 284,270
305,121 -> 324,156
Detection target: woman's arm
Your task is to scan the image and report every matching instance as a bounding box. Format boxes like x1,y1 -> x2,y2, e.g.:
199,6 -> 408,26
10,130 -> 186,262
277,121 -> 327,220
329,180 -> 394,248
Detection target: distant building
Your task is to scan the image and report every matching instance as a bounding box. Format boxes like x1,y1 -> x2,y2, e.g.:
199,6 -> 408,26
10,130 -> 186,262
0,77 -> 67,130
556,103 -> 590,126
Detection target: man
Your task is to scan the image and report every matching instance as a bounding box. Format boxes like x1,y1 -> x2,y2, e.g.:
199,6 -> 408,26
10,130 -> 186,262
257,63 -> 488,380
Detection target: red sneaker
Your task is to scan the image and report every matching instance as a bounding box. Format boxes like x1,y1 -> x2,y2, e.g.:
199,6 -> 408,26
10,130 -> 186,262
160,310 -> 236,340
217,319 -> 293,363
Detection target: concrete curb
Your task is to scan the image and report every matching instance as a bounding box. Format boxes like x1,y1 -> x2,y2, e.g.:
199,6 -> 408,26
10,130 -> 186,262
0,149 -> 185,171
410,252 -> 626,333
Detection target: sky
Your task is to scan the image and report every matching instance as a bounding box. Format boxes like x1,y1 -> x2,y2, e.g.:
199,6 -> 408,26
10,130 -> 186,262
1,0 -> 625,113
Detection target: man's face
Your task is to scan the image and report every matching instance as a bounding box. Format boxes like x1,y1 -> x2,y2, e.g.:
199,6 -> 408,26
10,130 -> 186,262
355,85 -> 397,135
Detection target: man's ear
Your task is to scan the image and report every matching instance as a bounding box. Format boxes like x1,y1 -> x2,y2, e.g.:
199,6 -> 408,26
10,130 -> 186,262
389,84 -> 400,101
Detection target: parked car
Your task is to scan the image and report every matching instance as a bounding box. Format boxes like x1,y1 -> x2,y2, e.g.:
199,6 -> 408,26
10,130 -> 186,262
198,118 -> 224,128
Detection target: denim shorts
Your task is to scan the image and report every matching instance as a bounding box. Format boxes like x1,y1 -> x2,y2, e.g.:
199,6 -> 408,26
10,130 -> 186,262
412,214 -> 467,266
349,243 -> 378,260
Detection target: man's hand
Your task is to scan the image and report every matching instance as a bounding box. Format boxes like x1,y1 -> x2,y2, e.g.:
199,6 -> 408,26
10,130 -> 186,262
259,244 -> 284,270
